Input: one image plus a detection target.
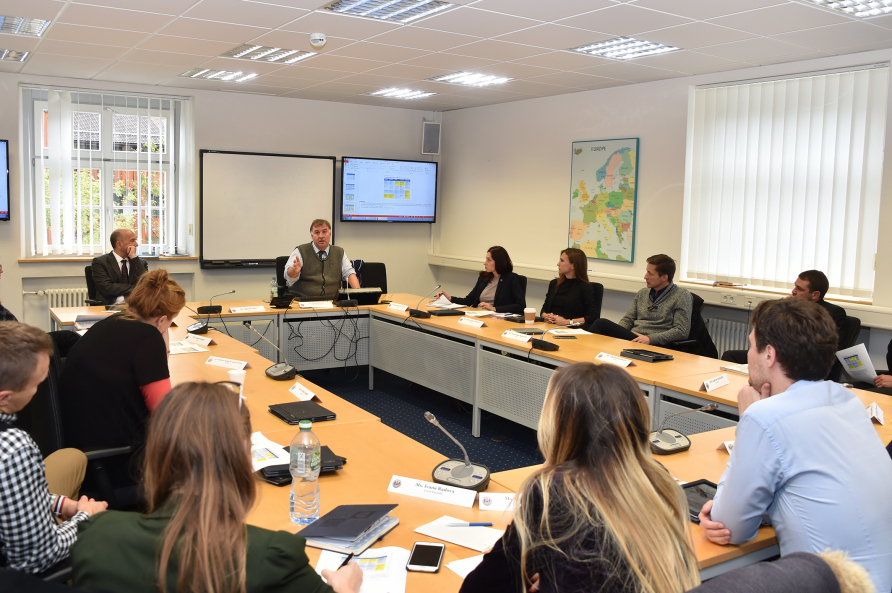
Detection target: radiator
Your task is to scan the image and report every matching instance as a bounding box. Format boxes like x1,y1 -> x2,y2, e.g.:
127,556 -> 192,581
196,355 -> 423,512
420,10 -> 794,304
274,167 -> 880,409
705,318 -> 750,357
41,288 -> 90,328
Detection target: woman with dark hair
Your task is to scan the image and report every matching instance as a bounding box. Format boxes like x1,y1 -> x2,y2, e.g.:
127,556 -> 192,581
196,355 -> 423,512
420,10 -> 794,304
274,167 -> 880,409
71,382 -> 362,593
59,269 -> 186,487
460,362 -> 700,593
436,246 -> 526,314
541,248 -> 599,326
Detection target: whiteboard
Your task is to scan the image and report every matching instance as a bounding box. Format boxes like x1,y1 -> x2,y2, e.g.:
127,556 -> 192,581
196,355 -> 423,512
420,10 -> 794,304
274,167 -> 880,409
200,150 -> 335,266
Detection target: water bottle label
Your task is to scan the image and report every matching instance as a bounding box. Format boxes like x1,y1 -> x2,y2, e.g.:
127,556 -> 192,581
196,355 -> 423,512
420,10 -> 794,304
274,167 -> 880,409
310,449 -> 320,472
297,451 -> 306,474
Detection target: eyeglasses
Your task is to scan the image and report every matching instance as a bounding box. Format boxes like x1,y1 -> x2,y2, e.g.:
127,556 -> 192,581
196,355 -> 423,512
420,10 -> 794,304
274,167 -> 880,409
216,381 -> 247,411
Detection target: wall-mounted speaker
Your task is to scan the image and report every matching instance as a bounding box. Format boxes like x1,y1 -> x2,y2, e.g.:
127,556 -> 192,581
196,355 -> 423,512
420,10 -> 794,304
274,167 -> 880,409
422,121 -> 441,155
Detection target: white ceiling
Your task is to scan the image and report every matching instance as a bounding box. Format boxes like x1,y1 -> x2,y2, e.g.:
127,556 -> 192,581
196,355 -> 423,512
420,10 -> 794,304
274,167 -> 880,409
3,0 -> 892,111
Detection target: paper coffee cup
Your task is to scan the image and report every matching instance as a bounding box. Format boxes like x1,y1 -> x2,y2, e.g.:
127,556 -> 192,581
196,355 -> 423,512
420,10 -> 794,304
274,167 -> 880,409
228,369 -> 246,395
524,307 -> 536,324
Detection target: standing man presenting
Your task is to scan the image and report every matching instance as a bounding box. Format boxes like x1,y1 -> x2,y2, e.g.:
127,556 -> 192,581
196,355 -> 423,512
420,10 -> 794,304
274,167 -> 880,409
285,219 -> 360,298
91,229 -> 148,305
699,298 -> 892,592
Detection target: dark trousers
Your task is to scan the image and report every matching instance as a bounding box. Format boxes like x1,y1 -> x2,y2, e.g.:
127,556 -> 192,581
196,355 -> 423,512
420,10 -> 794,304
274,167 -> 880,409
588,319 -> 638,341
721,349 -> 748,364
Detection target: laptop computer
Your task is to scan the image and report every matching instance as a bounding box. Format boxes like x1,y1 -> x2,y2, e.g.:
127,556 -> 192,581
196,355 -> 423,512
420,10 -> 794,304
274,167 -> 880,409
268,401 -> 337,424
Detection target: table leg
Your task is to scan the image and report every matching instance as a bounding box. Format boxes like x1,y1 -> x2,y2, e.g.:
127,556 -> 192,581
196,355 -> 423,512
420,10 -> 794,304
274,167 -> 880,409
368,315 -> 375,391
472,341 -> 482,437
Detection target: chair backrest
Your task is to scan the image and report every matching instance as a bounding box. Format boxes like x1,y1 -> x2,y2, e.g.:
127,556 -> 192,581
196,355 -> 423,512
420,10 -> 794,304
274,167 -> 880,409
686,293 -> 719,358
831,315 -> 862,382
589,282 -> 604,320
360,262 -> 387,294
84,266 -> 97,300
275,256 -> 290,289
516,274 -> 527,298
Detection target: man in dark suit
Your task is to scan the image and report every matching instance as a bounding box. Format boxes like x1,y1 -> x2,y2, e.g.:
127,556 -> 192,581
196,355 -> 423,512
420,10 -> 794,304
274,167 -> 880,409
90,229 -> 148,305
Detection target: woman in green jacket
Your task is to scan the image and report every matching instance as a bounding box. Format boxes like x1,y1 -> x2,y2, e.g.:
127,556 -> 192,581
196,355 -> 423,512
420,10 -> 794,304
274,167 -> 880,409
71,381 -> 362,593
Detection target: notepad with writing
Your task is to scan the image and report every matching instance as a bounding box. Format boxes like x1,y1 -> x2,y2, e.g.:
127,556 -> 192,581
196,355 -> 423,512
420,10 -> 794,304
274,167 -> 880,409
301,504 -> 399,555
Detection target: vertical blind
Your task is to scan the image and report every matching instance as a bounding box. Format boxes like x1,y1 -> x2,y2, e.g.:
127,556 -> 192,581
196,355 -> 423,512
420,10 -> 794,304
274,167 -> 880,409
680,64 -> 888,298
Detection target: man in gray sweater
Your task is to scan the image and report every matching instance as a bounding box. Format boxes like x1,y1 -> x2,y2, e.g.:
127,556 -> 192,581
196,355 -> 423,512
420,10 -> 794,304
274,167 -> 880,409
588,254 -> 693,346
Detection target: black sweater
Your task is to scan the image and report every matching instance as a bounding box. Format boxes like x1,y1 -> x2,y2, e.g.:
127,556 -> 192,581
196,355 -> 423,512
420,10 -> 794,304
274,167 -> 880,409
451,272 -> 526,314
541,278 -> 599,326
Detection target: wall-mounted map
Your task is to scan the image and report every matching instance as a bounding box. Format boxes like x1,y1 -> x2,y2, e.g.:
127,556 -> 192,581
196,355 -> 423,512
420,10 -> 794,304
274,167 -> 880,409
568,138 -> 639,263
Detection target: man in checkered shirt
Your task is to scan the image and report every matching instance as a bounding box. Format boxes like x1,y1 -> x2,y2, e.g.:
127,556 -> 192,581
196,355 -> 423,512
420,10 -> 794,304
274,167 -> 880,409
0,321 -> 107,573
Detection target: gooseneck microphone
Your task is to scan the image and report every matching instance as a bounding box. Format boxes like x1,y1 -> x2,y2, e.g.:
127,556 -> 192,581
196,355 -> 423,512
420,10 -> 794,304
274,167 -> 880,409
243,322 -> 297,381
423,411 -> 490,491
189,290 -> 236,334
408,285 -> 441,319
649,403 -> 718,455
198,290 -> 236,315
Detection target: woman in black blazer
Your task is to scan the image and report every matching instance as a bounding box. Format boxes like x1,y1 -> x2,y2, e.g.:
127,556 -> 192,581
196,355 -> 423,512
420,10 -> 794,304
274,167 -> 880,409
541,248 -> 599,326
437,246 -> 526,314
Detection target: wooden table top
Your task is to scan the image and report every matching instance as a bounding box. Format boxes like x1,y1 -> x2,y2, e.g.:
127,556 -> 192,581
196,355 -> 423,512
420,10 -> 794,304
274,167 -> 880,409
168,313 -> 260,356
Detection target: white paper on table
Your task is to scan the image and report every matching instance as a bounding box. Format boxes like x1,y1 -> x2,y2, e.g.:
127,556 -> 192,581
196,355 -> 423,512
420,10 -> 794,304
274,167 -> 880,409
184,333 -> 215,346
299,301 -> 334,309
316,547 -> 410,593
168,340 -> 209,355
289,381 -> 316,402
73,312 -> 114,330
446,555 -> 484,579
463,311 -> 492,318
836,344 -> 877,382
429,302 -> 465,310
549,328 -> 591,336
250,432 -> 290,472
414,516 -> 504,552
477,492 -> 515,512
427,294 -> 452,307
205,356 -> 251,370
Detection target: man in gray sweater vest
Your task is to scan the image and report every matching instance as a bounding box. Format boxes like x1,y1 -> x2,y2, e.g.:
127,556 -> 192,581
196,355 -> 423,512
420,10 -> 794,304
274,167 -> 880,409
588,254 -> 693,346
285,219 -> 361,298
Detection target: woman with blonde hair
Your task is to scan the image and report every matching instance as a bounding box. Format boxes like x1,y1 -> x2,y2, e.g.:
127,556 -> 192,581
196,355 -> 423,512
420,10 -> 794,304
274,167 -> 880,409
461,362 -> 700,593
71,382 -> 362,593
60,269 -> 186,489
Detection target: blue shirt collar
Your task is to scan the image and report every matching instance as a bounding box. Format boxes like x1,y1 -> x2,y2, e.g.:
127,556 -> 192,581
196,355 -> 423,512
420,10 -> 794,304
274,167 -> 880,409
649,283 -> 672,302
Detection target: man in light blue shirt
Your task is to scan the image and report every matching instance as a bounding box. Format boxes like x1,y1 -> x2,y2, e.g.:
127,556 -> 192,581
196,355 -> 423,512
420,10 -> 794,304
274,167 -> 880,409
699,298 -> 892,592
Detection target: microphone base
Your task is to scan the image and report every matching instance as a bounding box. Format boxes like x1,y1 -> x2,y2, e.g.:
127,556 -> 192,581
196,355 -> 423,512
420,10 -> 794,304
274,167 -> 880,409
197,305 -> 222,314
648,429 -> 692,455
265,362 -> 297,381
531,338 -> 559,351
336,299 -> 359,308
187,321 -> 209,334
407,309 -> 431,319
431,458 -> 491,492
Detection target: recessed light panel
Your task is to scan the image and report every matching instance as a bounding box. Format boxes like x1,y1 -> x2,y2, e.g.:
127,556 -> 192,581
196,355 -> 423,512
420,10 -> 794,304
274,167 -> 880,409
428,72 -> 513,87
802,0 -> 892,17
0,49 -> 28,62
179,68 -> 258,83
323,0 -> 455,24
0,15 -> 50,37
368,87 -> 436,99
220,44 -> 318,65
571,37 -> 679,60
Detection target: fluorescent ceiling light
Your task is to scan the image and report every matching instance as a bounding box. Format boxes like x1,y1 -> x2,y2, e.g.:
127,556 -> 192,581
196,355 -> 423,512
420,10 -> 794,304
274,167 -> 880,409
323,0 -> 455,23
428,71 -> 513,87
801,0 -> 892,16
0,15 -> 50,37
221,44 -> 318,64
368,87 -> 436,99
0,49 -> 28,62
179,68 -> 258,83
571,37 -> 679,60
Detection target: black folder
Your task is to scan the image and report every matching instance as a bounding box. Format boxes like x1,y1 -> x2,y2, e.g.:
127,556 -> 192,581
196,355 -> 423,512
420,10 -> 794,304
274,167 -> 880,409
268,401 -> 336,424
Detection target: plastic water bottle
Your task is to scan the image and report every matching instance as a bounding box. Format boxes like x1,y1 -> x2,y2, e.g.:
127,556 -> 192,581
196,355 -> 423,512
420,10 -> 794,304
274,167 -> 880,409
289,420 -> 321,524
270,277 -> 278,300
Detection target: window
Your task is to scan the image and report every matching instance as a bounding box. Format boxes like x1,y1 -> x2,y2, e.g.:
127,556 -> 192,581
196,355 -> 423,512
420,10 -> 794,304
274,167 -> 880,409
21,87 -> 193,257
680,63 -> 888,299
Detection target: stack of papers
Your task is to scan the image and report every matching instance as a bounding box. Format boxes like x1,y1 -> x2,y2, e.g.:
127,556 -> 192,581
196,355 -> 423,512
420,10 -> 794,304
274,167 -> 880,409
426,294 -> 453,307
836,344 -> 877,382
249,432 -> 289,472
316,547 -> 410,593
414,516 -> 504,552
720,363 -> 749,376
168,340 -> 209,355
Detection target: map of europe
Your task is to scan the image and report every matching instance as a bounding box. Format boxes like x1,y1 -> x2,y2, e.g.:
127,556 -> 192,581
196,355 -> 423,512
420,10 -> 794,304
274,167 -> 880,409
568,138 -> 638,262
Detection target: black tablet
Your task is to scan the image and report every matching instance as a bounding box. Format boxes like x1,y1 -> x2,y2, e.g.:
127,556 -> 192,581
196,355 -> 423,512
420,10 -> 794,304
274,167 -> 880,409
682,479 -> 717,523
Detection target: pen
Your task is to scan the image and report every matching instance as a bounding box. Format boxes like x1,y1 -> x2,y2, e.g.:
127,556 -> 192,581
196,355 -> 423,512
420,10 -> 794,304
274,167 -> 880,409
337,553 -> 354,569
447,522 -> 493,527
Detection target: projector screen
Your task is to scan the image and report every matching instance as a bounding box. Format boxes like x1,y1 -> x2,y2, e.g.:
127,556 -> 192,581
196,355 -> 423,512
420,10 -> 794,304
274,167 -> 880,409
340,156 -> 437,223
0,140 -> 9,222
200,150 -> 335,268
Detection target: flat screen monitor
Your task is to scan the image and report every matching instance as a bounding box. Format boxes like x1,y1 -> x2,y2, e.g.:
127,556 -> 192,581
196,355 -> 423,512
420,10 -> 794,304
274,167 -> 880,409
340,156 -> 437,223
0,140 -> 8,222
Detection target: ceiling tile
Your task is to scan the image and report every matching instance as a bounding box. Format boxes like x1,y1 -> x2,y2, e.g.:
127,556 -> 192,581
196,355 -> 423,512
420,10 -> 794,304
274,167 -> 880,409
633,49 -> 746,71
94,61 -> 186,84
333,72 -> 418,86
157,17 -> 269,43
20,53 -> 114,78
70,0 -> 198,15
44,23 -> 151,46
0,33 -> 41,52
365,26 -> 479,51
512,50 -> 612,70
867,13 -> 892,29
445,39 -> 549,61
642,22 -> 756,50
307,81 -> 379,94
833,39 -> 892,54
280,88 -> 354,101
329,41 -> 431,62
280,11 -> 401,40
195,55 -> 294,74
362,63 -> 454,79
494,23 -> 611,50
498,78 -> 571,94
708,3 -> 851,36
158,76 -> 229,90
755,50 -> 833,65
291,53 -> 388,72
219,83 -> 293,94
183,0 -> 308,29
125,48 -> 214,66
774,21 -> 892,50
469,0 -> 615,22
37,39 -> 131,60
578,61 -> 682,81
248,30 -> 354,52
264,64 -> 349,81
683,62 -> 753,75
4,0 -> 66,20
629,0 -> 786,21
136,34 -> 236,55
0,61 -> 23,73
698,37 -> 813,62
559,4 -> 691,36
527,70 -> 617,87
251,73 -> 320,88
468,61 -> 559,79
575,79 -> 635,91
58,4 -> 176,33
412,6 -> 540,38
402,52 -> 499,71
254,0 -> 338,9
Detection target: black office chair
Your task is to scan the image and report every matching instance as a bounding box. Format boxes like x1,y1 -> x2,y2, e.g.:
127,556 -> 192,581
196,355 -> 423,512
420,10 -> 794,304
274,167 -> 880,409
83,266 -> 103,306
667,293 -> 719,359
0,564 -> 99,589
590,282 -> 604,320
516,274 -> 527,298
275,256 -> 290,295
831,315 -> 862,382
359,262 -> 387,294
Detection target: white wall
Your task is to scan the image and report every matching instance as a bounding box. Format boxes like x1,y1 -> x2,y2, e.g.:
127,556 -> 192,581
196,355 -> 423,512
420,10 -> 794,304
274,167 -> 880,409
0,72 -> 440,329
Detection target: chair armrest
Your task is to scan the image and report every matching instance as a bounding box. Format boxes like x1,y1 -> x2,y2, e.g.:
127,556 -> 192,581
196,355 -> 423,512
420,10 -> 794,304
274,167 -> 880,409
669,339 -> 697,348
85,446 -> 132,460
84,299 -> 103,306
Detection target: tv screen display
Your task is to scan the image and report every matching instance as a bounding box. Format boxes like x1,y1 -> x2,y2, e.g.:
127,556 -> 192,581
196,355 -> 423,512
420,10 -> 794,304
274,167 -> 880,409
341,156 -> 437,223
0,140 -> 8,222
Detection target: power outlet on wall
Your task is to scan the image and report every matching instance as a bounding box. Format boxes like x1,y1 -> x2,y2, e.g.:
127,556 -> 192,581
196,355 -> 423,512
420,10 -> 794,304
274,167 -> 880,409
721,294 -> 737,306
